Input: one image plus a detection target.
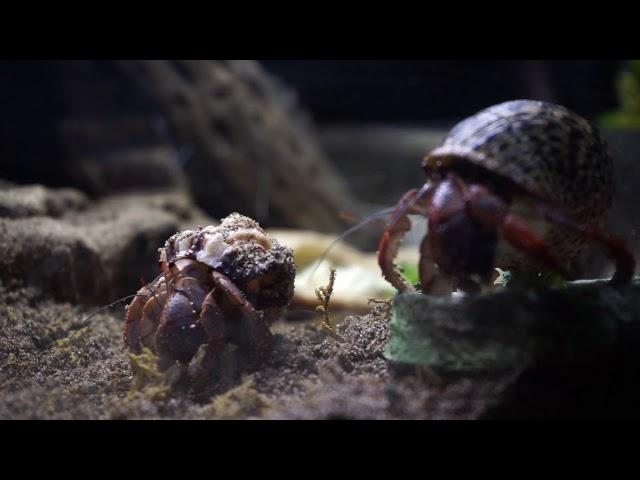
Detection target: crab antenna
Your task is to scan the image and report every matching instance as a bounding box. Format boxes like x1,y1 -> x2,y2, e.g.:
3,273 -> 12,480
306,205 -> 397,282
78,273 -> 167,328
78,293 -> 150,328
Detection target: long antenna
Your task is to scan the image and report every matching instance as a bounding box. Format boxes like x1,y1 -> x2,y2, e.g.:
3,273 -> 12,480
77,293 -> 148,328
77,273 -> 166,328
306,205 -> 396,282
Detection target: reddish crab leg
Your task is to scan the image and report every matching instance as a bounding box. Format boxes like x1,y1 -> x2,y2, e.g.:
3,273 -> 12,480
539,207 -> 636,286
463,176 -> 635,286
124,285 -> 155,353
198,289 -> 226,377
139,289 -> 167,349
499,214 -> 572,278
198,271 -> 273,379
210,271 -> 271,365
378,184 -> 434,293
464,184 -> 572,279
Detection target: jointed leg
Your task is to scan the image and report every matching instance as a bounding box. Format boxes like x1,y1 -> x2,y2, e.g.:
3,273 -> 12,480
465,185 -> 572,279
198,289 -> 226,377
124,274 -> 172,353
124,284 -> 156,353
499,213 -> 573,278
378,184 -> 434,293
539,206 -> 635,285
466,182 -> 635,284
139,288 -> 167,349
210,271 -> 271,365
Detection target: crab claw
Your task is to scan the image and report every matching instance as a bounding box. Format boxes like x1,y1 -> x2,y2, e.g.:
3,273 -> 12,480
378,185 -> 435,293
155,277 -> 208,369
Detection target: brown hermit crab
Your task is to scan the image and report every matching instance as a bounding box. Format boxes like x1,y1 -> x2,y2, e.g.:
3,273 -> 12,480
124,213 -> 296,375
379,99 -> 636,295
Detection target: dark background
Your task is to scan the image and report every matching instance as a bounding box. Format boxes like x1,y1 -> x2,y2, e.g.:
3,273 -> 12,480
0,60 -> 627,190
260,60 -> 624,124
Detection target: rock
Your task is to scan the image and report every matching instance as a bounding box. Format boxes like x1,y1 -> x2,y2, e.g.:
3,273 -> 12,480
0,184 -> 88,218
68,191 -> 217,300
116,60 -> 364,231
385,281 -> 640,418
0,184 -> 216,303
67,146 -> 188,196
2,61 -> 366,232
0,217 -> 109,304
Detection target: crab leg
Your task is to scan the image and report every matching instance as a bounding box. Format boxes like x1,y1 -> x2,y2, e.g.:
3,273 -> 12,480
499,213 -> 573,278
538,206 -> 636,285
464,185 -> 572,279
139,289 -> 167,349
378,184 -> 434,293
198,289 -> 226,377
210,271 -> 271,365
124,272 -> 176,353
124,284 -> 156,353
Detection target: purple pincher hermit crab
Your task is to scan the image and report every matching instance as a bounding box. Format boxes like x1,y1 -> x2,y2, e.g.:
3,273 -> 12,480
124,213 -> 296,377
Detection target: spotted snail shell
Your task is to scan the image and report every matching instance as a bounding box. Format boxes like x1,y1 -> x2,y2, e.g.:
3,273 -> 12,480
423,99 -> 613,270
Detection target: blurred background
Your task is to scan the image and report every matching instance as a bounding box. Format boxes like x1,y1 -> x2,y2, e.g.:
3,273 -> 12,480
263,60 -> 621,123
0,60 -> 630,210
1,60 -> 638,308
0,60 -> 632,213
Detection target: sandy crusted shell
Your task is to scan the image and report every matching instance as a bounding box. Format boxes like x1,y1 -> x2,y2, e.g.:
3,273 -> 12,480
157,212 -> 295,307
160,212 -> 275,268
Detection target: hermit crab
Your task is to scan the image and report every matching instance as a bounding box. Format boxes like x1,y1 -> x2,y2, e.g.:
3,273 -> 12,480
124,213 -> 296,375
379,99 -> 636,295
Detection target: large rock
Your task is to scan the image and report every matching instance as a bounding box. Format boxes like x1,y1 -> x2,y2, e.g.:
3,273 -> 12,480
116,60 -> 363,231
0,217 -> 108,304
0,185 -> 216,304
385,281 -> 640,418
0,184 -> 88,218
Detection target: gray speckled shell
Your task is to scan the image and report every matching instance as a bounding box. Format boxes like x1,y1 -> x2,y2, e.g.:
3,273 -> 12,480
425,100 -> 614,268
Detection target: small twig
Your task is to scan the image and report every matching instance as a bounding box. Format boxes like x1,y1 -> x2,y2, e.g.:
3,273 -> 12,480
315,267 -> 342,339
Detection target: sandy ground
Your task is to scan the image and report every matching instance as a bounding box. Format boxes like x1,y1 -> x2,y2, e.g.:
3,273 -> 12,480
0,280 -> 506,419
